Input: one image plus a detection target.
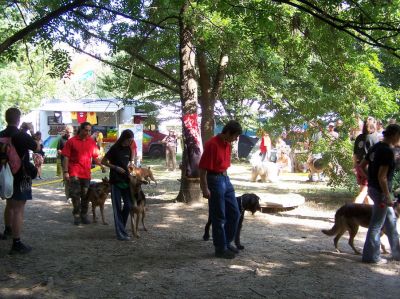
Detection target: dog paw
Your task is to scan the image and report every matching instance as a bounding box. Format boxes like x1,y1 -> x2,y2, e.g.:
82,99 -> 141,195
203,234 -> 210,241
102,222 -> 108,225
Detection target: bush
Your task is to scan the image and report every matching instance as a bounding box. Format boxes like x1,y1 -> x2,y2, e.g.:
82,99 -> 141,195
311,137 -> 358,195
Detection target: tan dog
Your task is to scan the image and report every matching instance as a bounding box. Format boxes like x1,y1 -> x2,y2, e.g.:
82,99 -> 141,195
127,169 -> 148,238
307,154 -> 327,182
130,165 -> 157,185
322,202 -> 400,254
250,161 -> 279,183
86,177 -> 111,225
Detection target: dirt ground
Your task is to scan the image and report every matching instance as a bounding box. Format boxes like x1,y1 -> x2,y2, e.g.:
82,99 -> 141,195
0,164 -> 399,299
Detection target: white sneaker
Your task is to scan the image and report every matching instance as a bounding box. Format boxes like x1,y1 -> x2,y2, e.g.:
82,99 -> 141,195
375,258 -> 388,265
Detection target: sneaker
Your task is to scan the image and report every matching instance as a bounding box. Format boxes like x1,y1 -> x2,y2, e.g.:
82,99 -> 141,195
375,258 -> 388,265
363,258 -> 388,265
215,250 -> 235,259
80,216 -> 91,225
227,244 -> 239,254
9,242 -> 32,255
118,236 -> 131,241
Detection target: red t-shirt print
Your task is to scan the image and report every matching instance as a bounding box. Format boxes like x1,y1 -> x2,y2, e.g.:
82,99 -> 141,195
77,112 -> 87,124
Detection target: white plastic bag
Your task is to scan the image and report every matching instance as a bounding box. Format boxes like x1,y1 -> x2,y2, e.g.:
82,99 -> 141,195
0,163 -> 14,199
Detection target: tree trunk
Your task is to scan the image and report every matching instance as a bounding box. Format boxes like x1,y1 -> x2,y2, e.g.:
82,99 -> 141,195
198,49 -> 215,144
176,3 -> 203,203
198,50 -> 229,145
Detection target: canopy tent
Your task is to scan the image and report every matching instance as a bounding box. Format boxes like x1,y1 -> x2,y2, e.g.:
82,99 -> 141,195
36,98 -> 123,113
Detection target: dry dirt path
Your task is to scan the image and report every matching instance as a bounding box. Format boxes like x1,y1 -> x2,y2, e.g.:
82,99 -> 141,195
1,165 -> 399,299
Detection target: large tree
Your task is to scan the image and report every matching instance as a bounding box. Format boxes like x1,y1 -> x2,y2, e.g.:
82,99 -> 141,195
1,0 -> 400,199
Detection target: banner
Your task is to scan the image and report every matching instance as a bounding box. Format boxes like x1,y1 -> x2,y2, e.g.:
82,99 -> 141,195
182,113 -> 203,177
118,124 -> 143,160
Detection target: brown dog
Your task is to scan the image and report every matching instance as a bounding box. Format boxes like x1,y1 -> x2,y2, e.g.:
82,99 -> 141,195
322,202 -> 400,254
130,165 -> 157,185
127,172 -> 148,238
86,177 -> 111,225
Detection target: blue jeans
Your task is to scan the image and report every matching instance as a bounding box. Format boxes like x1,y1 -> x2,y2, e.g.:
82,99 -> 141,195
111,185 -> 132,240
207,174 -> 240,253
362,187 -> 400,262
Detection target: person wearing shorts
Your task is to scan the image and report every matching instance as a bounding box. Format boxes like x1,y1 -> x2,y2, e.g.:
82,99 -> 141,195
0,108 -> 39,254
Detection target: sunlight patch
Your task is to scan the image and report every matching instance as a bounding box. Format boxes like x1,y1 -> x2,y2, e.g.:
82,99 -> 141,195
153,224 -> 170,228
288,238 -> 306,243
293,261 -> 310,266
229,265 -> 253,271
372,267 -> 398,276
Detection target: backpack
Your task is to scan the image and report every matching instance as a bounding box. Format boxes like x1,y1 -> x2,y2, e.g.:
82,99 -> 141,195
0,137 -> 22,175
353,134 -> 367,162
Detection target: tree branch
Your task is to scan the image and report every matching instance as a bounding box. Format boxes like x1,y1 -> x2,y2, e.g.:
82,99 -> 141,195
53,32 -> 179,94
222,0 -> 400,59
83,3 -> 177,30
212,51 -> 229,101
0,0 -> 88,55
64,15 -> 180,86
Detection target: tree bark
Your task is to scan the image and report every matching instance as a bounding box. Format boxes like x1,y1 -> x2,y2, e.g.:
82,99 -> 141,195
176,3 -> 203,203
197,48 -> 215,145
198,50 -> 229,145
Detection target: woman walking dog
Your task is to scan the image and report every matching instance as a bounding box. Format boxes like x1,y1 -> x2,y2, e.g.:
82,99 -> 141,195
360,124 -> 400,264
101,129 -> 137,241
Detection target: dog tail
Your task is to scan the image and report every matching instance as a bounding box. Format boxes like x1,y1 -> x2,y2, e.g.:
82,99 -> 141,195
321,226 -> 338,236
321,215 -> 342,236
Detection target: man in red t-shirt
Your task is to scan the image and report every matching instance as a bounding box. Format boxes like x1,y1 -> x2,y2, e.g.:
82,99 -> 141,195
199,120 -> 243,259
62,122 -> 105,225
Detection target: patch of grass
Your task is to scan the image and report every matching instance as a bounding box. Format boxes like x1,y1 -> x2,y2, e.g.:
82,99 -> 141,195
40,159 -> 353,210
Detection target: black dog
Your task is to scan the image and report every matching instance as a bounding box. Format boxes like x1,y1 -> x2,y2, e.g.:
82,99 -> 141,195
203,193 -> 261,250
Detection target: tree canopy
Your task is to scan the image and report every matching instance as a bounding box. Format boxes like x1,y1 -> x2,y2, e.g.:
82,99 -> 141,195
1,0 -> 400,195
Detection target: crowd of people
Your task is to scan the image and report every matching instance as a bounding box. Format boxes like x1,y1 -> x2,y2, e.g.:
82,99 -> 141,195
1,107 -> 400,263
1,107 -> 166,252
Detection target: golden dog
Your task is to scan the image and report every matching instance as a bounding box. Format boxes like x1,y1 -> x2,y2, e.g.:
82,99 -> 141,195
322,202 -> 400,254
86,177 -> 111,225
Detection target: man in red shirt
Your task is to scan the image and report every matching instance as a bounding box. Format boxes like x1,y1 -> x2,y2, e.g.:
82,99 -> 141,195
62,122 -> 105,225
199,120 -> 243,259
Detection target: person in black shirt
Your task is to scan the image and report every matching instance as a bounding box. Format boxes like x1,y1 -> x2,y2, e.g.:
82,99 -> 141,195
32,131 -> 45,179
57,125 -> 73,199
101,130 -> 135,241
352,117 -> 379,204
0,108 -> 39,254
360,124 -> 400,264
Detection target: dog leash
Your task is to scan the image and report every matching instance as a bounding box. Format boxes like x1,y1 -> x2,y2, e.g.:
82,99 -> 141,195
32,166 -> 103,188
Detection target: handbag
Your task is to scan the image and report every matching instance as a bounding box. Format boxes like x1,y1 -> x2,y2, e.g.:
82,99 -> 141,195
19,168 -> 32,193
26,161 -> 38,179
19,160 -> 33,193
